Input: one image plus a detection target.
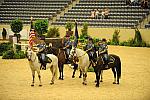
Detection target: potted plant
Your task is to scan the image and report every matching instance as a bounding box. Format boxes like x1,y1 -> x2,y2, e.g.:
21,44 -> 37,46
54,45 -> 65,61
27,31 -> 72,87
2,28 -> 7,40
65,22 -> 74,36
34,19 -> 48,39
46,27 -> 60,38
10,18 -> 23,43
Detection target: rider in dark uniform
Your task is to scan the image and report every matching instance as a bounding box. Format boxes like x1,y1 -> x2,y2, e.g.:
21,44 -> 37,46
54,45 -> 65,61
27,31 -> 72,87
98,38 -> 109,68
37,36 -> 47,70
84,38 -> 97,65
63,35 -> 72,63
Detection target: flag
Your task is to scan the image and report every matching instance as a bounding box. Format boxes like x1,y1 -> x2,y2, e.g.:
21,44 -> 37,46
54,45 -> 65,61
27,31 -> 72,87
29,29 -> 36,47
74,20 -> 79,47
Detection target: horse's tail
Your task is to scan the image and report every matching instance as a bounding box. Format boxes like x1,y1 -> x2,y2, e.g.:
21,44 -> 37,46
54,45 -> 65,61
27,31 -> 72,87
116,56 -> 121,79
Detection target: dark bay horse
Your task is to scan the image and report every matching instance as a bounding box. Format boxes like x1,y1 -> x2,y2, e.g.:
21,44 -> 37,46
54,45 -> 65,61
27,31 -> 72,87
94,54 -> 121,87
47,47 -> 66,80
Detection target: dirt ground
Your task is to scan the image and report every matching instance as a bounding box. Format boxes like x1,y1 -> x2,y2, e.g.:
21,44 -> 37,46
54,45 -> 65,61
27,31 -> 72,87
0,46 -> 150,100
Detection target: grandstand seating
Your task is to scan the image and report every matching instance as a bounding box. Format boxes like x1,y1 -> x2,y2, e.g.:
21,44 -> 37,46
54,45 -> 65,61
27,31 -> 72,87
52,0 -> 150,28
0,0 -> 149,28
0,0 -> 72,24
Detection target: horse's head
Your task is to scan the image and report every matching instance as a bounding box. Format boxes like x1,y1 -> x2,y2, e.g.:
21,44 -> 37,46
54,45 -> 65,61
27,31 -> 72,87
26,48 -> 32,61
26,47 -> 38,61
69,47 -> 78,63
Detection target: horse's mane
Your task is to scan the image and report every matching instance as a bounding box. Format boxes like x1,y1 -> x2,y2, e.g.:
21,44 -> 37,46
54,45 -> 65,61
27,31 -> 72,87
76,48 -> 87,57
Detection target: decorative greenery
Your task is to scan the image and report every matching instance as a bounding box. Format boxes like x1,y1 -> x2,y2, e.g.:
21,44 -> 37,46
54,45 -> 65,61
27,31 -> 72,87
2,28 -> 7,40
0,42 -> 12,56
34,19 -> 48,36
110,29 -> 120,45
2,50 -> 25,59
46,27 -> 60,38
65,22 -> 74,31
10,18 -> 23,42
80,22 -> 89,39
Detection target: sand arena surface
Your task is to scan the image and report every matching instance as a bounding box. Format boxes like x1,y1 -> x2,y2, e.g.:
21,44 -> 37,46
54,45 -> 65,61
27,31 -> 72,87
0,46 -> 150,100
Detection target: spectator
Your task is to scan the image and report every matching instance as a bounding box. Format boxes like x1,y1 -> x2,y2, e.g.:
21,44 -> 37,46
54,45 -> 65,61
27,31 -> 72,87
90,9 -> 95,19
104,8 -> 110,19
95,9 -> 99,19
126,0 -> 131,6
141,0 -> 148,9
101,9 -> 105,19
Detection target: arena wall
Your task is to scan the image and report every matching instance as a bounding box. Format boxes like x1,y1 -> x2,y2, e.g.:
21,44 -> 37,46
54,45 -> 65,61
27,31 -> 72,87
0,25 -> 150,44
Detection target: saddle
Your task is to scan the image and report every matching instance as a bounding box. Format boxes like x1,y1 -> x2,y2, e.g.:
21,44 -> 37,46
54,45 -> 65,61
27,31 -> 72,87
37,54 -> 52,70
100,55 -> 115,69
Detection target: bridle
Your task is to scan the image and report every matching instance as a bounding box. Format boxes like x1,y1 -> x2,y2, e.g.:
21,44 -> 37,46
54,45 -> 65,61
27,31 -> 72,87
27,50 -> 36,62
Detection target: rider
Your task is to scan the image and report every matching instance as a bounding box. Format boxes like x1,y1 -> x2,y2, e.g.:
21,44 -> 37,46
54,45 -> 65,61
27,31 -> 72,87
63,35 -> 72,63
37,36 -> 47,70
84,37 -> 97,64
98,38 -> 109,68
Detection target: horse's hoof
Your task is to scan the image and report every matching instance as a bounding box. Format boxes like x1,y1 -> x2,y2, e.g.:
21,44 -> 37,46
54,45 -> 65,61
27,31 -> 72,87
39,84 -> 42,87
95,84 -> 99,87
113,82 -> 116,84
50,82 -> 54,85
31,84 -> 34,87
79,76 -> 82,78
59,77 -> 61,80
100,80 -> 103,82
82,82 -> 87,85
72,76 -> 75,78
95,80 -> 97,83
117,82 -> 119,84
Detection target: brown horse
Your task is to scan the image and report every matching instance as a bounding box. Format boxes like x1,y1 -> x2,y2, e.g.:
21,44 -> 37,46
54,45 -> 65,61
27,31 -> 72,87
47,47 -> 66,80
94,54 -> 121,87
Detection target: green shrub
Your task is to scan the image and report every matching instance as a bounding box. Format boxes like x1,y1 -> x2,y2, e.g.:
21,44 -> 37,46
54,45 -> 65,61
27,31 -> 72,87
10,18 -> 23,42
2,50 -> 14,59
0,42 -> 12,56
65,21 -> 74,31
111,29 -> 120,45
34,19 -> 48,36
46,27 -> 60,38
13,51 -> 25,59
2,50 -> 25,59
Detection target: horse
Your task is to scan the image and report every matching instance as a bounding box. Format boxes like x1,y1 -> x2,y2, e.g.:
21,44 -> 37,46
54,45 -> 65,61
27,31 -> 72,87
47,47 -> 66,80
94,54 -> 121,87
26,48 -> 58,86
70,47 -> 90,85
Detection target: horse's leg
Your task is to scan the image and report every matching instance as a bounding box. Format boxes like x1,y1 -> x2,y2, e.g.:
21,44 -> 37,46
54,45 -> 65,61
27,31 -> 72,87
112,67 -> 117,84
61,64 -> 64,80
72,68 -> 76,78
82,72 -> 87,85
31,71 -> 35,86
37,70 -> 42,86
50,66 -> 55,85
95,70 -> 101,87
58,64 -> 61,80
79,69 -> 82,78
72,64 -> 77,78
100,70 -> 103,82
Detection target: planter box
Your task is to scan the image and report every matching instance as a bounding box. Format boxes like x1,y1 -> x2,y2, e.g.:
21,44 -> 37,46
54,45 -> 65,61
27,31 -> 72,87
45,38 -> 63,48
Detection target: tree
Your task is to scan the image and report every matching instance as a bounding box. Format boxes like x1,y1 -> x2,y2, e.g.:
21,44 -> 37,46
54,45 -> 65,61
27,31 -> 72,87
46,27 -> 60,38
34,19 -> 48,37
10,18 -> 23,42
80,22 -> 89,39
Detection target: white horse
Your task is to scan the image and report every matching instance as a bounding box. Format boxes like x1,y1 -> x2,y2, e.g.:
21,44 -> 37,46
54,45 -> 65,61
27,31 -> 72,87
70,47 -> 90,85
26,48 -> 58,86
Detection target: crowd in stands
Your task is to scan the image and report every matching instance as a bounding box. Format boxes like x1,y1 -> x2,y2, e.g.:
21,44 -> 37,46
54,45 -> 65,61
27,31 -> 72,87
90,8 -> 110,19
126,0 -> 149,8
